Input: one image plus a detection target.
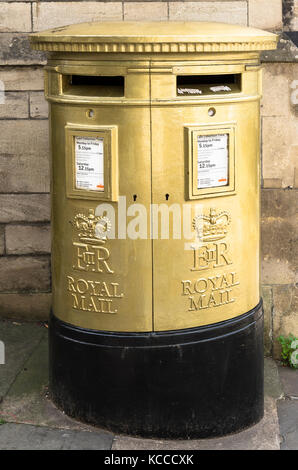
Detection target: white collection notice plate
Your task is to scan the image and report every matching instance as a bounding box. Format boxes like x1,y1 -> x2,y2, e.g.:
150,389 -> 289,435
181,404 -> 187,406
75,136 -> 104,191
197,133 -> 228,189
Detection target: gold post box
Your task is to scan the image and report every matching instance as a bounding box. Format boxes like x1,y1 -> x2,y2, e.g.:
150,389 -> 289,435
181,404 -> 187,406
30,22 -> 277,438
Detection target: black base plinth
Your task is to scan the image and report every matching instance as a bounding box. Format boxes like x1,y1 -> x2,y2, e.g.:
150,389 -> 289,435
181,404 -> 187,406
49,301 -> 264,439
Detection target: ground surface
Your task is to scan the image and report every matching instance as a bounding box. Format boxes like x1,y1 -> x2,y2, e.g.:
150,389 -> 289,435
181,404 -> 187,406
0,319 -> 297,450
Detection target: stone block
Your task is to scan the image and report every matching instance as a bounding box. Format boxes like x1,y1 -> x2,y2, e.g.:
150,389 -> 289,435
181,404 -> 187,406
294,168 -> 298,189
292,0 -> 298,30
261,34 -> 298,63
0,225 -> 4,255
0,293 -> 51,320
283,0 -> 296,31
32,2 -> 122,31
264,357 -> 284,399
272,284 -> 298,360
0,194 -> 50,223
262,116 -> 297,188
0,34 -> 46,66
261,63 -> 298,118
261,64 -> 291,117
168,2 -> 247,25
29,92 -> 48,118
0,67 -> 44,91
262,259 -> 296,285
248,0 -> 282,30
5,224 -> 51,255
0,120 -> 50,192
261,189 -> 297,285
263,179 -> 283,188
0,91 -> 29,118
0,3 -> 32,33
0,256 -> 51,292
262,285 -> 273,356
261,188 -> 297,219
124,2 -> 168,20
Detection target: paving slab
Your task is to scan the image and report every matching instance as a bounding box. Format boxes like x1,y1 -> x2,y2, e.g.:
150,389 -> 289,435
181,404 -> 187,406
264,357 -> 284,399
0,332 -> 99,430
0,423 -> 114,450
6,332 -> 48,398
277,399 -> 298,450
112,397 -> 280,450
278,366 -> 298,399
1,390 -> 107,431
0,320 -> 45,400
0,320 -> 286,450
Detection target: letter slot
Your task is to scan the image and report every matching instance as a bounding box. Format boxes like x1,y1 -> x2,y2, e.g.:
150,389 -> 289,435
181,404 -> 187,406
177,73 -> 241,96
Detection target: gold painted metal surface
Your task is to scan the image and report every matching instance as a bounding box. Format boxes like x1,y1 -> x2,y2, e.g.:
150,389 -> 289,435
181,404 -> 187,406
31,22 -> 277,332
30,21 -> 278,52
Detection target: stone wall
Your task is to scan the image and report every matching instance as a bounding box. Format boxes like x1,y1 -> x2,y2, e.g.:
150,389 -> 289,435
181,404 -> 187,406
0,0 -> 297,359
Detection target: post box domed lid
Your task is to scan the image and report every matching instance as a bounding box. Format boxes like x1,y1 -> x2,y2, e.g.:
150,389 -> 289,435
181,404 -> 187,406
30,21 -> 278,53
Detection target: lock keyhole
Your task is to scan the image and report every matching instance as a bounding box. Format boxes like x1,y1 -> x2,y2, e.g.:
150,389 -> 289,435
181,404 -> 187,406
87,109 -> 95,118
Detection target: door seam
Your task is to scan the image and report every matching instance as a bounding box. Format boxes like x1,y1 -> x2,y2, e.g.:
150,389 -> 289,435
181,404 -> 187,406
149,59 -> 155,332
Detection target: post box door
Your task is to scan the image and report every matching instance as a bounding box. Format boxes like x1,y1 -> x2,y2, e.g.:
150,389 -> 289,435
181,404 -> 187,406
50,102 -> 154,333
151,100 -> 260,332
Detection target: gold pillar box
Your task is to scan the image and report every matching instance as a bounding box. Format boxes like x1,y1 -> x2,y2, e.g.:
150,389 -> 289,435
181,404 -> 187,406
30,22 -> 278,438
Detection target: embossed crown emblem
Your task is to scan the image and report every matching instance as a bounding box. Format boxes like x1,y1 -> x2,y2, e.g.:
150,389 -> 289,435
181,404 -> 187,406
73,209 -> 111,244
193,208 -> 231,242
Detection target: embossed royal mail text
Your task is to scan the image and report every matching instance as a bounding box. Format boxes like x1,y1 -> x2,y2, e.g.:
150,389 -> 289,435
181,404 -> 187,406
182,208 -> 240,311
66,209 -> 123,315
